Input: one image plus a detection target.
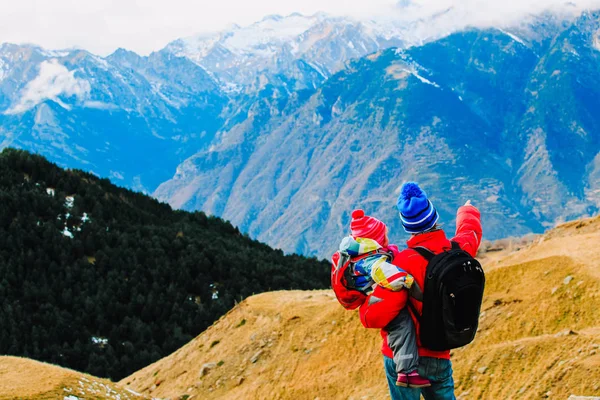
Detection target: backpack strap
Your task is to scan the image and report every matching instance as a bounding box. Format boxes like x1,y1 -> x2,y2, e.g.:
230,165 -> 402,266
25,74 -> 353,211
413,242 -> 460,260
411,246 -> 435,261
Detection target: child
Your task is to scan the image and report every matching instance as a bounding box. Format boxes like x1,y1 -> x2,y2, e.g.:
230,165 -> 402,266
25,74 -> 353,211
334,209 -> 430,388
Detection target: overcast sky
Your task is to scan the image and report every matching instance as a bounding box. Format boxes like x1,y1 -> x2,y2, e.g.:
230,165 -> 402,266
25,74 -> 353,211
1,0 -> 600,56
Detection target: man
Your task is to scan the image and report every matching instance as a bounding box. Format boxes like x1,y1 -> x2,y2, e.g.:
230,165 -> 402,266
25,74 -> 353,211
359,182 -> 482,399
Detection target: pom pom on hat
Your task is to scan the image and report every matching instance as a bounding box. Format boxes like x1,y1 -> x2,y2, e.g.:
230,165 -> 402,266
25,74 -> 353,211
396,182 -> 439,234
350,209 -> 388,247
352,209 -> 365,219
400,182 -> 424,201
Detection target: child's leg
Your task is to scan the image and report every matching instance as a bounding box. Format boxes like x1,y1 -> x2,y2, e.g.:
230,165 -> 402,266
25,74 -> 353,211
385,308 -> 419,375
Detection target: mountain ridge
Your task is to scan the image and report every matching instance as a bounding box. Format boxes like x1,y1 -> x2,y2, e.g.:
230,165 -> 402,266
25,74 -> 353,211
155,13 -> 600,257
1,9 -> 599,258
0,214 -> 599,399
120,214 -> 600,400
0,148 -> 329,380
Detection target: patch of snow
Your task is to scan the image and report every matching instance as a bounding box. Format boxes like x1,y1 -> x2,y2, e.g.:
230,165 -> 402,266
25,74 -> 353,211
175,33 -> 222,61
46,188 -> 56,196
41,49 -> 71,58
62,228 -> 74,239
347,40 -> 355,49
212,291 -> 219,300
307,61 -> 327,78
125,387 -> 142,396
0,58 -> 6,83
594,29 -> 600,51
406,69 -> 440,88
6,59 -> 91,114
223,14 -> 319,54
497,28 -> 527,46
65,196 -> 74,208
175,13 -> 329,66
92,55 -> 110,70
82,213 -> 90,223
219,81 -> 241,94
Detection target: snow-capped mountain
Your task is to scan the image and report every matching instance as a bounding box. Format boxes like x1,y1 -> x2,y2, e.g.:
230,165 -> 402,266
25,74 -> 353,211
1,9 -> 600,258
155,11 -> 600,257
0,43 -> 226,191
165,13 -> 406,91
0,13 -> 412,191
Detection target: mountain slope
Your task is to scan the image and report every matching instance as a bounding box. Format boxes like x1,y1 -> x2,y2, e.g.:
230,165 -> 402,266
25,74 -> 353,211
156,12 -> 600,258
0,356 -> 147,400
166,13 -> 405,91
2,10 -> 599,259
0,44 -> 226,192
0,148 -> 329,381
122,215 -> 600,400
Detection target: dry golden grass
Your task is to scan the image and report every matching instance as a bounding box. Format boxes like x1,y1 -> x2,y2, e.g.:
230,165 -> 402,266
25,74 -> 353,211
122,215 -> 600,400
0,356 -> 147,400
3,214 -> 600,399
121,290 -> 390,400
451,255 -> 600,399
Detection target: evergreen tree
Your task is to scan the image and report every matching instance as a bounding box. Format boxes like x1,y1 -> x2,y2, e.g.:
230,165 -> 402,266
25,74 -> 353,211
0,148 -> 330,380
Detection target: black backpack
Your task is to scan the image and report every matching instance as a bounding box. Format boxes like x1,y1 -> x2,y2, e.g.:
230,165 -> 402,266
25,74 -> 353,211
407,241 -> 485,351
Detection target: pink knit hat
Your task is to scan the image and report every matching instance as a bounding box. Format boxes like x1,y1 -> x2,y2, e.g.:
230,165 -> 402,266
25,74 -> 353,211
350,209 -> 388,246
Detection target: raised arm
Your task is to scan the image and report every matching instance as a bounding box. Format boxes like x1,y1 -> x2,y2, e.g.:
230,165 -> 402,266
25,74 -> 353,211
452,201 -> 483,257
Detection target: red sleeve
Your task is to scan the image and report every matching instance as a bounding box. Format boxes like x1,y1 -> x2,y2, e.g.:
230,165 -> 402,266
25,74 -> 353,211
359,285 -> 408,329
331,252 -> 366,310
452,205 -> 482,257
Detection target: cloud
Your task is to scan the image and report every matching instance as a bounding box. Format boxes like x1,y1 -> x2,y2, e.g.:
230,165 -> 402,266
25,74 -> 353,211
363,0 -> 600,42
0,0 -> 599,56
6,59 -> 91,115
83,100 -> 118,110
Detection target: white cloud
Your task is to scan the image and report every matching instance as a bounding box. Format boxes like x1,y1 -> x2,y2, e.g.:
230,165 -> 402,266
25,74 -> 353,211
0,0 -> 599,56
6,59 -> 91,114
371,0 -> 600,31
83,100 -> 118,110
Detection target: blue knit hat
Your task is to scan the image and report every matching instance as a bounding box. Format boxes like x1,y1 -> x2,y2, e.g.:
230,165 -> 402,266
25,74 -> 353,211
397,182 -> 439,234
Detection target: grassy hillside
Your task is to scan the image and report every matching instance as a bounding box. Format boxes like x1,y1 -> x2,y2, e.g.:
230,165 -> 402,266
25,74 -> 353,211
122,215 -> 600,400
1,152 -> 598,399
0,148 -> 329,380
0,356 -> 148,400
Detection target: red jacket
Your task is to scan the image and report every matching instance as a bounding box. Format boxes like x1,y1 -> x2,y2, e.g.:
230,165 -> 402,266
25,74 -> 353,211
358,205 -> 482,360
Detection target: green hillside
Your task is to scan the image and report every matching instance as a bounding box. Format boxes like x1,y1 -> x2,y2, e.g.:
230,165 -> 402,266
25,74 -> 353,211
0,148 -> 330,380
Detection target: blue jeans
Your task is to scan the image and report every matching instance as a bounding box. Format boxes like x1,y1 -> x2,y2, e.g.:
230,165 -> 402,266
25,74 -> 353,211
384,356 -> 456,400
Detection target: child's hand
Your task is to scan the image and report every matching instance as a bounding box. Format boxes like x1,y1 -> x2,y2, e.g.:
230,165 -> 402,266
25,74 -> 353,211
464,200 -> 472,206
